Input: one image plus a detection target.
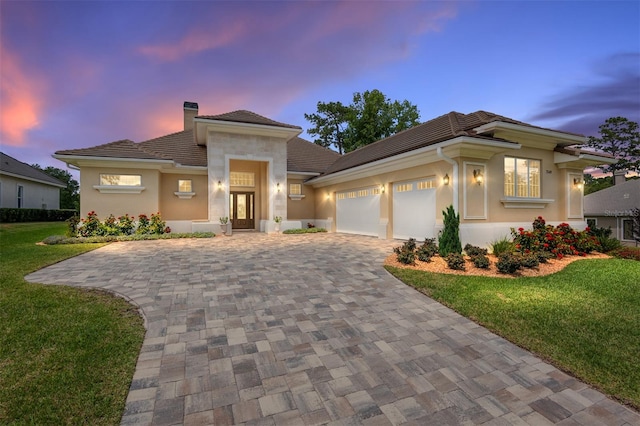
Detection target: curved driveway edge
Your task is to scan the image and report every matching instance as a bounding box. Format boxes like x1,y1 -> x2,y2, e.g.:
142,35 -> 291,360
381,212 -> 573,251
26,234 -> 639,425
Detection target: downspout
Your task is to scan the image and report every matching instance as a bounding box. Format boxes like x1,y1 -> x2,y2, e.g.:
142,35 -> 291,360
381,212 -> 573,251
437,147 -> 458,212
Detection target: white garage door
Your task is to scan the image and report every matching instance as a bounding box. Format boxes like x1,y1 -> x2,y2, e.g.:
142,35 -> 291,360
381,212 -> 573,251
336,187 -> 380,236
393,179 -> 436,240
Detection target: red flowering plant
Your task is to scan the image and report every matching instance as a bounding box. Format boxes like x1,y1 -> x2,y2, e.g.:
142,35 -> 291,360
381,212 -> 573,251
79,211 -> 101,237
512,217 -> 599,259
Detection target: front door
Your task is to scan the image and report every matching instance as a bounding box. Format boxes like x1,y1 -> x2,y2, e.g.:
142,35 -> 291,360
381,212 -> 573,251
230,192 -> 255,229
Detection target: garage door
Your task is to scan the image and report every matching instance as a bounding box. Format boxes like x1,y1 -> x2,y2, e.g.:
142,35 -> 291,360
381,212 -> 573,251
336,187 -> 380,236
393,179 -> 436,240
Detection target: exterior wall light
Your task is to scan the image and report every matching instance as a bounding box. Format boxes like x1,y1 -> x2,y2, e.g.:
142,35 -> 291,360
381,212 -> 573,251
573,178 -> 583,189
217,180 -> 222,190
443,173 -> 450,185
380,184 -> 385,194
276,182 -> 281,192
473,169 -> 484,185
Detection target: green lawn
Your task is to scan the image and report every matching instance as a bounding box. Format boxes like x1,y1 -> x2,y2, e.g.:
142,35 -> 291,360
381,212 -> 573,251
0,222 -> 146,425
386,259 -> 640,409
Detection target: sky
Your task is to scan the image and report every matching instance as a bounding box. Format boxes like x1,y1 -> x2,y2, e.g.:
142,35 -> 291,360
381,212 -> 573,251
1,0 -> 639,175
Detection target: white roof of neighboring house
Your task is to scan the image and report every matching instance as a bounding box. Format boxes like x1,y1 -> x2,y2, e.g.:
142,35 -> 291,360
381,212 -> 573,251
584,179 -> 640,216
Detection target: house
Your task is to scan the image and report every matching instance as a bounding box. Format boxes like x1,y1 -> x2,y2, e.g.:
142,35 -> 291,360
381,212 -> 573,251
0,152 -> 65,210
53,102 -> 614,245
584,178 -> 639,246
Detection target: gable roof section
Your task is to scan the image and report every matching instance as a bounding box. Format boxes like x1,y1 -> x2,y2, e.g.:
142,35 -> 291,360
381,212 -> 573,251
1,152 -> 65,187
287,137 -> 341,174
196,110 -> 302,130
584,179 -> 640,216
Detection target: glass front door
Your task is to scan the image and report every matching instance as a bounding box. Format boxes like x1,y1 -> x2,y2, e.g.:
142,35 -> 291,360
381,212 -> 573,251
230,192 -> 254,229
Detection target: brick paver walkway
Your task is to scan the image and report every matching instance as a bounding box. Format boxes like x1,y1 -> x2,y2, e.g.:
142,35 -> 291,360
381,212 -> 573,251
26,233 -> 639,425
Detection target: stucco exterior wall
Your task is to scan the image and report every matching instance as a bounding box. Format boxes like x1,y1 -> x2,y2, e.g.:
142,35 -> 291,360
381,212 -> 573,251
159,173 -> 208,220
80,167 -> 160,218
287,178 -> 316,220
0,175 -> 60,209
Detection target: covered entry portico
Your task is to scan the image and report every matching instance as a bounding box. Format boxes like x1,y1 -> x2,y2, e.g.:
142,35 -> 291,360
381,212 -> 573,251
192,112 -> 301,233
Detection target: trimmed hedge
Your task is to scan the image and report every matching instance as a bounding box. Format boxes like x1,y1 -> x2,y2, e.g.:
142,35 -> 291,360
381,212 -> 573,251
0,208 -> 77,223
282,228 -> 328,234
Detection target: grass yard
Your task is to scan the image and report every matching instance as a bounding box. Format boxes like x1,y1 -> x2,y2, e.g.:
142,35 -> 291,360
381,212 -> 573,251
386,259 -> 640,410
0,222 -> 146,424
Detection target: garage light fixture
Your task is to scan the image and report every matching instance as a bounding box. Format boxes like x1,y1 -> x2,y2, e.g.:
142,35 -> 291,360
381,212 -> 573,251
473,169 -> 483,185
277,182 -> 281,192
443,173 -> 450,185
380,184 -> 385,194
217,180 -> 223,190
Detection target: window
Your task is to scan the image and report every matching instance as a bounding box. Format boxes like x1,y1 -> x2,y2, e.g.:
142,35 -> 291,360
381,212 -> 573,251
396,183 -> 412,192
357,189 -> 368,197
289,183 -> 301,195
230,172 -> 255,187
504,157 -> 540,198
100,174 -> 141,186
417,179 -> 435,190
17,185 -> 23,208
622,219 -> 634,241
586,218 -> 597,228
178,179 -> 192,193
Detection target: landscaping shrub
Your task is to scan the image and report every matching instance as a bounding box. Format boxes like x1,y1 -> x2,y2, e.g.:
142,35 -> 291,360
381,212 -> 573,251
439,205 -> 462,256
496,252 -> 522,274
0,208 -> 77,223
588,225 -> 622,253
610,247 -> 640,261
464,243 -> 488,257
42,232 -> 215,244
282,228 -> 327,234
66,215 -> 79,237
416,238 -> 438,262
75,211 -> 170,237
490,236 -> 513,256
521,253 -> 540,269
393,239 -> 417,265
472,254 -> 490,269
445,253 -> 466,271
536,251 -> 553,263
512,216 -> 599,259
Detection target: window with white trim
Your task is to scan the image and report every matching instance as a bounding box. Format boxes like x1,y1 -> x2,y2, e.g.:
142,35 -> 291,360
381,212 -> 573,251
17,185 -> 23,208
178,179 -> 192,193
504,157 -> 540,198
230,172 -> 255,187
289,183 -> 301,195
622,219 -> 634,241
100,174 -> 142,186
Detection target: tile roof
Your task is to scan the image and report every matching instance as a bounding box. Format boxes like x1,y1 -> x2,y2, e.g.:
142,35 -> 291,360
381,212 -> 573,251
196,110 -> 302,130
584,179 -> 640,215
55,139 -> 164,160
317,110 -> 585,177
139,130 -> 207,167
287,137 -> 341,174
1,152 -> 65,187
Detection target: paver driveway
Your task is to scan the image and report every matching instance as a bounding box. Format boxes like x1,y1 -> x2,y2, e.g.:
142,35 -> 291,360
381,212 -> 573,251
26,233 -> 639,425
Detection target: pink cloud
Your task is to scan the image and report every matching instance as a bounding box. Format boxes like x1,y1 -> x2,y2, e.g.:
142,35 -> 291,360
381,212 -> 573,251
0,44 -> 47,146
138,20 -> 247,62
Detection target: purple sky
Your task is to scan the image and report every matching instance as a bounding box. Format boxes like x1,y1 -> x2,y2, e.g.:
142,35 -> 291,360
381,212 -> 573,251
1,1 -> 639,173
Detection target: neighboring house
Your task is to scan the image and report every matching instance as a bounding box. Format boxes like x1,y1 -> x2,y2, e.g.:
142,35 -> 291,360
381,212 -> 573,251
53,102 -> 613,245
584,179 -> 640,246
0,152 -> 65,210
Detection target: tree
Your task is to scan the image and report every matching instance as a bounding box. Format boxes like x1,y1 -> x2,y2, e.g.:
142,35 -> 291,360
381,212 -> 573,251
31,164 -> 80,210
304,101 -> 351,154
305,89 -> 420,154
585,117 -> 640,173
583,174 -> 614,195
438,205 -> 462,256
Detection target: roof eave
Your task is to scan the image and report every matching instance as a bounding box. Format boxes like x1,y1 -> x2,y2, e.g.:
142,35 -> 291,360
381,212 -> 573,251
53,154 -> 174,169
474,121 -> 586,145
194,118 -> 302,145
0,170 -> 65,188
309,137 -> 520,187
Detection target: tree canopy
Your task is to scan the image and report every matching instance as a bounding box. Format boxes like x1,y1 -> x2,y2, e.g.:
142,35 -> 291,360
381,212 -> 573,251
304,89 -> 420,154
32,164 -> 80,210
585,117 -> 640,173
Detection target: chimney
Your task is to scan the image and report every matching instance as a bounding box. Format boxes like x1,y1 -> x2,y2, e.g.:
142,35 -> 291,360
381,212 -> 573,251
614,170 -> 626,185
183,101 -> 198,131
